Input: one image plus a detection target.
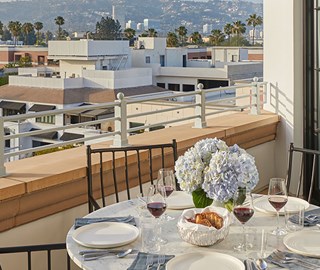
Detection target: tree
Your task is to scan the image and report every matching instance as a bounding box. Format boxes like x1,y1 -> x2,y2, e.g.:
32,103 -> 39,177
45,30 -> 53,44
22,22 -> 33,45
224,23 -> 232,45
0,21 -> 3,37
190,31 -> 202,44
95,16 -> 121,40
231,20 -> 246,46
1,26 -> 11,41
34,22 -> 43,45
175,25 -> 187,45
147,28 -> 157,37
19,55 -> 32,67
8,21 -> 22,45
209,29 -> 225,46
55,16 -> 65,40
166,32 -> 178,47
246,14 -> 263,45
124,28 -> 136,40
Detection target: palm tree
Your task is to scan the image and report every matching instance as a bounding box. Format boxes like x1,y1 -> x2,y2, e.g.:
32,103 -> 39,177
8,21 -> 22,45
209,29 -> 225,46
34,22 -> 43,45
147,28 -> 157,37
0,21 -> 3,37
224,23 -> 232,45
175,25 -> 188,45
21,22 -> 33,45
246,14 -> 263,45
124,28 -> 136,40
190,31 -> 202,44
231,20 -> 246,46
55,16 -> 65,40
166,32 -> 178,47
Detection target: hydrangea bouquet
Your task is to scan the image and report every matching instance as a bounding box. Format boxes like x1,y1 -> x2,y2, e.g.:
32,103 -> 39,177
174,138 -> 259,210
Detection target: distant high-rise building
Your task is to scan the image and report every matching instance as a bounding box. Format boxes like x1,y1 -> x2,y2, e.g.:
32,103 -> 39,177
112,5 -> 126,30
137,23 -> 143,31
126,20 -> 137,30
143,19 -> 161,31
203,24 -> 213,34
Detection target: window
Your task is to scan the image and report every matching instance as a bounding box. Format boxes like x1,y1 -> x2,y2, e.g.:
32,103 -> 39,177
157,83 -> 165,88
36,115 -> 55,124
183,55 -> 187,67
160,55 -> 165,67
183,84 -> 195,92
145,56 -> 151,64
304,0 -> 320,204
168,83 -> 180,91
3,108 -> 26,116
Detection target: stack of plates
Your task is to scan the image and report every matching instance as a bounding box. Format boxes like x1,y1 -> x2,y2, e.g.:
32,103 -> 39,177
166,252 -> 245,270
72,222 -> 139,248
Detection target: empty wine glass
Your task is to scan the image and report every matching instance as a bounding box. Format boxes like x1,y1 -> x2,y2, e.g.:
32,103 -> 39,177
146,185 -> 167,245
233,187 -> 255,252
268,178 -> 288,236
157,168 -> 175,221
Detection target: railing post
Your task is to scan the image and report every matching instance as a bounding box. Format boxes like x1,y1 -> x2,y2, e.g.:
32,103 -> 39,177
0,117 -> 7,177
250,77 -> 261,115
193,83 -> 207,128
113,92 -> 129,147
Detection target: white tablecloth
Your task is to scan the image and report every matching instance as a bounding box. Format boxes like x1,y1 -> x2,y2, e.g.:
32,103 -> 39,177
66,196 -> 318,270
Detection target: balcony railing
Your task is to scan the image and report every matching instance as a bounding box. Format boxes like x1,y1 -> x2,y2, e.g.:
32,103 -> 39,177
0,78 -> 267,177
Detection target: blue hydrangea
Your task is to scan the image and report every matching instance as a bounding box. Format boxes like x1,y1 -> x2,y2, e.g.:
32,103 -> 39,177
175,138 -> 259,202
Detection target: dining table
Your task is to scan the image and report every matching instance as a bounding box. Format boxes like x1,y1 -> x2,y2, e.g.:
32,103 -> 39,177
66,193 -> 320,270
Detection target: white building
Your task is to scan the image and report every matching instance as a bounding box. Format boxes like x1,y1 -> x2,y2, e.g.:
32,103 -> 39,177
143,19 -> 161,31
112,4 -> 126,30
126,20 -> 137,30
203,24 -> 213,34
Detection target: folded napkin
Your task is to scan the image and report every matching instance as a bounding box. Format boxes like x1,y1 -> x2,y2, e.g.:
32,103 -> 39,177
266,250 -> 320,269
74,215 -> 136,229
127,252 -> 174,270
290,208 -> 320,226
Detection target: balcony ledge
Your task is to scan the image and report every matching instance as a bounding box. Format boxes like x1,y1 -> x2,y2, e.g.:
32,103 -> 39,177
0,110 -> 280,232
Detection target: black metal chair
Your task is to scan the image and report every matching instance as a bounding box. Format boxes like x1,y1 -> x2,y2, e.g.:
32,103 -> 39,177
286,142 -> 320,202
86,139 -> 179,213
0,243 -> 70,270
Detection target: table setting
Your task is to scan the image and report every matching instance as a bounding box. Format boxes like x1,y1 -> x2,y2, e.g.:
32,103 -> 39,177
66,138 -> 320,270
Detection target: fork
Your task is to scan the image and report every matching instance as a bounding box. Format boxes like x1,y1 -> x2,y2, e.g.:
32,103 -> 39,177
156,255 -> 166,270
275,250 -> 320,269
146,255 -> 153,270
270,253 -> 316,269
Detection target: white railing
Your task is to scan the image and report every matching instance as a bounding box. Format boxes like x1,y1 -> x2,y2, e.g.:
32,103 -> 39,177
0,78 -> 267,176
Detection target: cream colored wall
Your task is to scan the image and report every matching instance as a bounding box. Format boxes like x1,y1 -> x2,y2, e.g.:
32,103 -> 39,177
263,0 -> 303,193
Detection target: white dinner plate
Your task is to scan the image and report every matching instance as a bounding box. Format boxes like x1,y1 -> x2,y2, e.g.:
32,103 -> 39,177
253,196 -> 309,215
283,230 -> 320,257
166,252 -> 245,270
72,222 -> 139,248
166,191 -> 194,210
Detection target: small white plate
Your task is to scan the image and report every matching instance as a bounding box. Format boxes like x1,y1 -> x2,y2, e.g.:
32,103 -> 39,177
253,196 -> 309,215
72,222 -> 139,248
166,252 -> 245,270
283,230 -> 320,257
166,191 -> 194,210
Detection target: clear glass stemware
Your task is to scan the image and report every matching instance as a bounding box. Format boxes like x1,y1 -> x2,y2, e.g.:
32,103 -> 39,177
233,187 -> 255,252
268,178 -> 288,236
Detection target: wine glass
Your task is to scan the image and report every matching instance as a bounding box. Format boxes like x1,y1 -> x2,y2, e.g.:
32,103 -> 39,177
157,168 -> 175,221
268,178 -> 288,236
233,187 -> 255,252
146,184 -> 167,245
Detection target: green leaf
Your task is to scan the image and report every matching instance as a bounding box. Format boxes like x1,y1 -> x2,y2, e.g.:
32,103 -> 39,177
192,188 -> 213,208
224,199 -> 233,212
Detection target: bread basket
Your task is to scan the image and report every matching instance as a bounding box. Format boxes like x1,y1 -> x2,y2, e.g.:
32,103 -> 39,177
177,206 -> 231,246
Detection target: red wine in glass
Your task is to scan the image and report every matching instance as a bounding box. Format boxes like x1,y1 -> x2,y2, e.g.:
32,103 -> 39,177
268,178 -> 288,236
233,207 -> 254,224
268,197 -> 288,211
233,187 -> 254,252
165,186 -> 174,197
147,202 -> 167,218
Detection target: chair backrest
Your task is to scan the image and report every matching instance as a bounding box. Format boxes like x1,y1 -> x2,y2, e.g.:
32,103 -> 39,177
286,142 -> 320,202
86,139 -> 179,213
0,243 -> 70,270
